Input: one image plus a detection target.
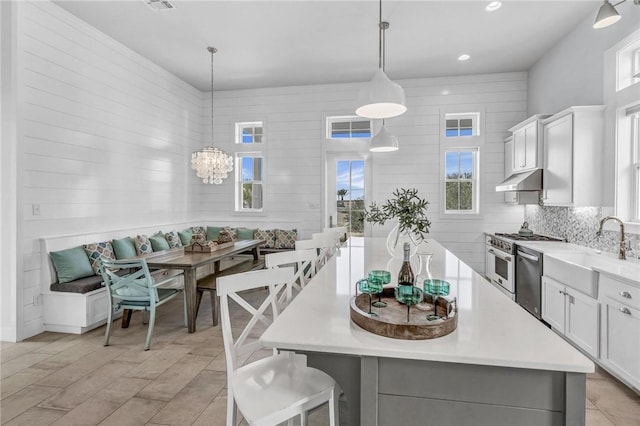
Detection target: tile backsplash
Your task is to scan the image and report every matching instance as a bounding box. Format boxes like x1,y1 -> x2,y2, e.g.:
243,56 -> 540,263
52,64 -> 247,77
524,205 -> 640,258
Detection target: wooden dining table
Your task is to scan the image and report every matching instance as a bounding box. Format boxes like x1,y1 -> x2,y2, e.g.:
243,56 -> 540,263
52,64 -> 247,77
144,239 -> 264,333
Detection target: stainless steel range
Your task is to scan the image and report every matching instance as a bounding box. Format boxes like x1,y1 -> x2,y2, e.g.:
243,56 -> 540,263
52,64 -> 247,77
485,233 -> 564,302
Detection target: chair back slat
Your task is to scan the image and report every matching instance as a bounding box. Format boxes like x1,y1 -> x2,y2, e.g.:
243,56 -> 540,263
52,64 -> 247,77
265,249 -> 316,306
98,258 -> 158,304
218,267 -> 295,373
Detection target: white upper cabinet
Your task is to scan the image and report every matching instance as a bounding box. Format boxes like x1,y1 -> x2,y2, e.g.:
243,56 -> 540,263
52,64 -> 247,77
509,115 -> 549,173
542,106 -> 605,207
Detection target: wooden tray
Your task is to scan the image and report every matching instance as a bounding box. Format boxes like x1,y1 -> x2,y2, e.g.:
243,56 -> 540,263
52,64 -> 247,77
350,287 -> 457,340
184,241 -> 235,253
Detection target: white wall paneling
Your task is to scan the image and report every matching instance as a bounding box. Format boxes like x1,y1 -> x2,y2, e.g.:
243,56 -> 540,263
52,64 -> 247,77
14,0 -> 203,339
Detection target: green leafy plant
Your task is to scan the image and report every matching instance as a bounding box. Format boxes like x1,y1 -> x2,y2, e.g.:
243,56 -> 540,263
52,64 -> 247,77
363,188 -> 431,241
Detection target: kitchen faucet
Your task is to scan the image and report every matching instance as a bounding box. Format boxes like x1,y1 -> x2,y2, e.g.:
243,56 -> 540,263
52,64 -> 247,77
596,216 -> 627,260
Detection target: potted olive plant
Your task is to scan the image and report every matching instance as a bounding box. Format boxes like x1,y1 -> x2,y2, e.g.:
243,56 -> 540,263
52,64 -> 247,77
363,188 -> 431,252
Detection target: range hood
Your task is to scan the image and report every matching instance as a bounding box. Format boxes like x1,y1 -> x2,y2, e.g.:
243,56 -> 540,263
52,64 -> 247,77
495,169 -> 542,192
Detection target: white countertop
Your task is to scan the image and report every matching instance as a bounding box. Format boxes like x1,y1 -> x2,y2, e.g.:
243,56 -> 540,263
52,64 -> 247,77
261,238 -> 594,373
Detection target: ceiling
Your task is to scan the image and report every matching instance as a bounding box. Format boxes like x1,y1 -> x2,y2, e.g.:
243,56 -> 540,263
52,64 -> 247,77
52,0 -> 600,92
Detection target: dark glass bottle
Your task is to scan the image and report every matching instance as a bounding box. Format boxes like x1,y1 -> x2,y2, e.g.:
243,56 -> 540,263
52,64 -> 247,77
397,242 -> 415,286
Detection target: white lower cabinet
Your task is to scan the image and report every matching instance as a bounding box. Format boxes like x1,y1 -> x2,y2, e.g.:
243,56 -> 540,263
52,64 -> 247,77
542,276 -> 599,358
599,275 -> 640,391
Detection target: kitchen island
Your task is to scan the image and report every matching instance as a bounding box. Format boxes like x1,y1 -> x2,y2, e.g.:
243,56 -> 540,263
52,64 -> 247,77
260,238 -> 594,426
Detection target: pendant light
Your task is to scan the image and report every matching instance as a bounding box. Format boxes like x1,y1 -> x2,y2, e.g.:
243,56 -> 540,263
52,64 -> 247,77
191,47 -> 233,184
355,0 -> 407,119
593,0 -> 639,29
369,120 -> 398,152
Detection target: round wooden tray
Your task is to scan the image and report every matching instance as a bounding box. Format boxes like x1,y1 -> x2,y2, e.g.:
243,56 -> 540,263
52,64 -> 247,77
350,287 -> 457,340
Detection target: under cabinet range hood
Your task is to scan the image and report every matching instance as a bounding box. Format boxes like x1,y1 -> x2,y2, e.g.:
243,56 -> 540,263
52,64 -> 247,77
495,169 -> 543,192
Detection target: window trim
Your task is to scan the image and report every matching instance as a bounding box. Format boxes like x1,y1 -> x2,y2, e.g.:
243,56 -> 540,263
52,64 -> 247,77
326,115 -> 372,140
235,152 -> 264,213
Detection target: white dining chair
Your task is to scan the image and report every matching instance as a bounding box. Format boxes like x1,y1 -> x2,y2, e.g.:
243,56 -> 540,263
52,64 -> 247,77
217,267 -> 339,426
265,248 -> 317,306
295,236 -> 335,274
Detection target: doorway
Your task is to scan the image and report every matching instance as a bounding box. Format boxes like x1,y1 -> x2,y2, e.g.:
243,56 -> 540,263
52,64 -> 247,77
326,157 -> 366,237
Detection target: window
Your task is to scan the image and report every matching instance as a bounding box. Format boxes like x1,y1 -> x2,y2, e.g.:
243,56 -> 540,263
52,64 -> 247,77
444,149 -> 478,213
236,122 -> 263,144
632,109 -> 640,221
445,113 -> 479,138
236,153 -> 263,211
326,116 -> 372,139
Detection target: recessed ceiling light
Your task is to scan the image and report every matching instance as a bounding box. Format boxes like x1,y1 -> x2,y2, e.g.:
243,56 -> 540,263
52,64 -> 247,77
458,54 -> 470,61
485,1 -> 502,12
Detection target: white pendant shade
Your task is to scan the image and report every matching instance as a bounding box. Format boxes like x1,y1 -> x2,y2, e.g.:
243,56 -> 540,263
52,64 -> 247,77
593,0 -> 621,29
369,123 -> 398,152
356,68 -> 407,119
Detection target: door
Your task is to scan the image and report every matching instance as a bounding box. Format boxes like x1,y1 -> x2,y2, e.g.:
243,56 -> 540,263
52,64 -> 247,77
565,288 -> 599,358
543,114 -> 573,205
600,298 -> 640,388
542,276 -> 565,331
326,156 -> 366,238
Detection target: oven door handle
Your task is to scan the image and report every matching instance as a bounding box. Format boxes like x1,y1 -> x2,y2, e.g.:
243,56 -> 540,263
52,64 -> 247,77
517,250 -> 539,262
488,248 -> 511,261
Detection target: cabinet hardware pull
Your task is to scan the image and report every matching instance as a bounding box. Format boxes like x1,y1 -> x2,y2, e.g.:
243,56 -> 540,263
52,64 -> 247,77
568,295 -> 575,304
620,291 -> 632,299
619,307 -> 631,315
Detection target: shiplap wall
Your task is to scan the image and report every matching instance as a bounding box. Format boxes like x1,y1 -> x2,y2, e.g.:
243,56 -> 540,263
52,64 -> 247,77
12,0 -> 528,340
196,72 -> 528,272
17,1 -> 202,338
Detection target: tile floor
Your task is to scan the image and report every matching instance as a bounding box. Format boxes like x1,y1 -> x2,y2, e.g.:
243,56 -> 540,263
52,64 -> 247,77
1,292 -> 639,426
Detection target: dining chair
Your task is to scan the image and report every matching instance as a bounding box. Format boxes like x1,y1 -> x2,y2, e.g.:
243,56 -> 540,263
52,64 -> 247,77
218,267 -> 339,426
265,248 -> 317,307
297,233 -> 337,271
97,258 -> 186,351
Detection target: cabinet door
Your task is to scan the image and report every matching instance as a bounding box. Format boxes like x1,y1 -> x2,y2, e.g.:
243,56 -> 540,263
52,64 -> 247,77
543,114 -> 573,205
513,129 -> 526,172
542,277 -> 565,332
565,289 -> 599,358
600,298 -> 640,390
524,124 -> 538,170
504,139 -> 518,204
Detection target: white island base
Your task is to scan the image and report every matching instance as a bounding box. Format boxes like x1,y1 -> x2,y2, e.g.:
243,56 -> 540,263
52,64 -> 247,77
261,239 -> 593,426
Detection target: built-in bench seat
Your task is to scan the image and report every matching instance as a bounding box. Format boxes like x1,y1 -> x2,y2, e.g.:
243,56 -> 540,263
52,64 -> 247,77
40,222 -> 300,334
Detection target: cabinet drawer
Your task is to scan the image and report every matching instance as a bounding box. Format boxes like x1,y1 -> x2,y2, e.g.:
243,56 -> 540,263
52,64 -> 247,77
599,275 -> 640,309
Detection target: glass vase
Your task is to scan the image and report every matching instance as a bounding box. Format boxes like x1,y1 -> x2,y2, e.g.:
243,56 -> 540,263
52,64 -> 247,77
415,251 -> 433,288
386,223 -> 421,258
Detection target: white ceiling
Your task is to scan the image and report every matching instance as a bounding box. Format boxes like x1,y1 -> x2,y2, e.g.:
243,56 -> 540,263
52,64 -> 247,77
52,0 -> 600,91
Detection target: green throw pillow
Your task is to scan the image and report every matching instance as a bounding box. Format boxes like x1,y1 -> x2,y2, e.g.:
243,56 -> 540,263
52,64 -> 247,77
179,229 -> 193,245
236,228 -> 257,240
112,237 -> 137,259
206,226 -> 223,241
50,246 -> 95,284
149,231 -> 170,251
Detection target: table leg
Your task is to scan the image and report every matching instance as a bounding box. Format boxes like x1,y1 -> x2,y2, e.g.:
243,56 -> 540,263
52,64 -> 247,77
184,268 -> 197,333
252,247 -> 259,260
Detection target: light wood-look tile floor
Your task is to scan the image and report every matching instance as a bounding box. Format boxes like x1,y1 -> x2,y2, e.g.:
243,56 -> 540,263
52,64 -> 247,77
1,292 -> 639,425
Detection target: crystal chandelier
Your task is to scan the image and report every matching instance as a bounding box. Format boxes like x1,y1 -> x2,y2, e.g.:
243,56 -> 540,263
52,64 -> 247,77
191,47 -> 233,184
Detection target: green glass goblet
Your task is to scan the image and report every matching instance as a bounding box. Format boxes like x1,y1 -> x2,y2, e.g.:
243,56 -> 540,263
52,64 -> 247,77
424,279 -> 450,321
394,285 -> 424,322
357,278 -> 384,317
369,270 -> 391,307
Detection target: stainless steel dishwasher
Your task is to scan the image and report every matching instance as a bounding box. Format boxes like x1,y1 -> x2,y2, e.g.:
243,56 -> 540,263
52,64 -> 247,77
515,246 -> 543,319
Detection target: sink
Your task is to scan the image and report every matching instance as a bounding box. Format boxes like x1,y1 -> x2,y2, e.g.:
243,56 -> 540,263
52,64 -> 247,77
544,252 -> 599,297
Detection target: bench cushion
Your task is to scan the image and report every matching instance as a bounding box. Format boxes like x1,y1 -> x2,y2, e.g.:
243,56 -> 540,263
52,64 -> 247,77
51,274 -> 103,293
50,246 -> 95,284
